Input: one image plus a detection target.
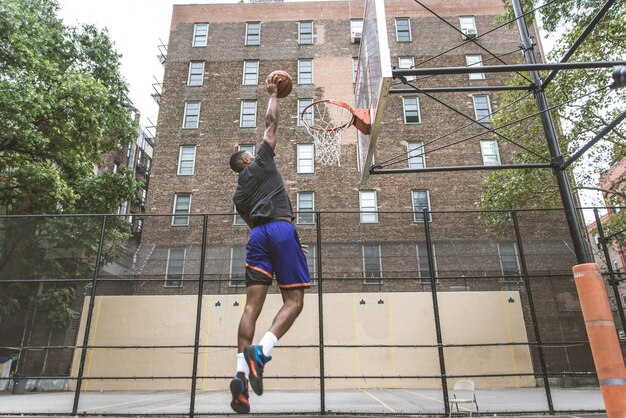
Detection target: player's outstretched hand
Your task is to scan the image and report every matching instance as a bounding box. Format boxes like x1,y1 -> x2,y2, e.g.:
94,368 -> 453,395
300,244 -> 309,254
266,74 -> 278,97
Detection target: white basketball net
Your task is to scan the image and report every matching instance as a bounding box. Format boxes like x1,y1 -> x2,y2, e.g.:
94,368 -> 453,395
302,101 -> 355,166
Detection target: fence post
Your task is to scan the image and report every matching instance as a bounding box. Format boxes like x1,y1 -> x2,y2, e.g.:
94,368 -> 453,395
190,214 -> 209,417
593,208 -> 626,335
423,208 -> 449,415
315,212 -> 326,415
511,211 -> 554,414
72,215 -> 107,415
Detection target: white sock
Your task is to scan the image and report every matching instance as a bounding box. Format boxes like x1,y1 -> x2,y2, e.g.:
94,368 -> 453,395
259,331 -> 278,357
236,353 -> 249,378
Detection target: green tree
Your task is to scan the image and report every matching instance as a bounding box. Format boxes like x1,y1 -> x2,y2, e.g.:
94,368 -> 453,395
478,0 -> 626,233
0,0 -> 143,326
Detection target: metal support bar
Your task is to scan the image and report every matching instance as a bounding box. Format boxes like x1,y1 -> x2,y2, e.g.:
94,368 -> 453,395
315,212 -> 326,415
189,214 -> 209,417
423,208 -> 449,416
72,215 -> 107,415
389,85 -> 531,93
370,163 -> 552,175
541,0 -> 618,89
594,208 -> 626,334
511,211 -> 554,414
392,61 -> 626,77
512,0 -> 591,264
562,109 -> 626,169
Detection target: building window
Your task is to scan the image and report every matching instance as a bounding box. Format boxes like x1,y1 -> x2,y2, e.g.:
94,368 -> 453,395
165,248 -> 185,288
395,17 -> 411,42
297,192 -> 314,224
172,194 -> 191,226
305,244 -> 317,284
234,204 -> 247,226
473,95 -> 492,123
298,59 -> 313,84
192,23 -> 209,47
465,55 -> 485,80
183,101 -> 200,129
498,242 -> 520,280
298,21 -> 313,44
112,161 -> 119,174
238,144 -> 256,156
350,19 -> 363,42
242,60 -> 259,85
407,142 -> 425,169
480,140 -> 501,166
402,97 -> 421,124
459,16 -> 477,38
398,56 -> 416,82
177,145 -> 196,176
187,61 -> 205,86
118,200 -> 128,216
412,190 -> 431,222
298,98 -> 314,127
352,57 -> 359,83
245,22 -> 260,45
416,243 -> 437,283
297,144 -> 314,174
359,191 -> 378,223
240,100 -> 257,128
229,245 -> 247,287
362,244 -> 382,284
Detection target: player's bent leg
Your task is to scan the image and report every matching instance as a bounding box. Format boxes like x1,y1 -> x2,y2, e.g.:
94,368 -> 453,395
238,284 -> 269,351
269,287 -> 305,339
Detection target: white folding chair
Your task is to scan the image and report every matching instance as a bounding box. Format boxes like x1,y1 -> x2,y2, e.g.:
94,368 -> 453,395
448,379 -> 480,418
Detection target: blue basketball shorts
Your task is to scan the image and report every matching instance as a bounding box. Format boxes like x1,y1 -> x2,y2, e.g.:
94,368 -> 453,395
245,219 -> 311,289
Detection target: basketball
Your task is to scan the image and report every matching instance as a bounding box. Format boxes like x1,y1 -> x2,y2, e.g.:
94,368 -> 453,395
267,70 -> 293,98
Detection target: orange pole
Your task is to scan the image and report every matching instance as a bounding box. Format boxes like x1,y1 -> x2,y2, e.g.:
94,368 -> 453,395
573,263 -> 626,418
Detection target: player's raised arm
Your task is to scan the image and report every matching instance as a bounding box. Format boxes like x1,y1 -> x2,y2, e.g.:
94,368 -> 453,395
263,75 -> 279,151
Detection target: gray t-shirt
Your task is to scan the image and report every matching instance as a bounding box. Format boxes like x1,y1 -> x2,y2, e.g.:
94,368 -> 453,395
233,141 -> 294,227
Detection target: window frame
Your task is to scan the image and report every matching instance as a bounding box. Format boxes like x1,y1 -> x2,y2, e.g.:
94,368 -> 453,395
238,144 -> 256,155
304,243 -> 317,284
182,101 -> 201,129
165,248 -> 186,288
359,190 -> 379,224
362,244 -> 383,284
459,16 -> 477,37
352,57 -> 359,83
171,194 -> 192,226
480,140 -> 501,166
298,59 -> 313,85
297,143 -> 315,174
416,242 -> 438,283
298,98 -> 314,127
239,100 -> 258,128
245,22 -> 261,46
242,60 -> 259,85
402,97 -> 421,124
187,61 -> 205,86
398,56 -> 416,82
350,19 -> 363,40
465,55 -> 485,80
395,17 -> 412,42
229,245 -> 247,287
297,192 -> 315,224
411,190 -> 431,223
298,21 -> 314,44
177,145 -> 197,176
407,142 -> 425,169
192,23 -> 209,47
498,242 -> 521,281
472,95 -> 492,123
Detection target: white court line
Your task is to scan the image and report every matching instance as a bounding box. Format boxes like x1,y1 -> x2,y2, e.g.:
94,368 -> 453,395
402,389 -> 444,404
81,391 -> 189,412
359,388 -> 397,413
144,390 -> 218,413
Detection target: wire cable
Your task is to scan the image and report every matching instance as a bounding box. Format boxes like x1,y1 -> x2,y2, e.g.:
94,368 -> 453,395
375,84 -> 612,169
414,0 -> 534,84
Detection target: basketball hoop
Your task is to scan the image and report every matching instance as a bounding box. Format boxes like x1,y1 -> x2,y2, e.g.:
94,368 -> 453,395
301,100 -> 371,166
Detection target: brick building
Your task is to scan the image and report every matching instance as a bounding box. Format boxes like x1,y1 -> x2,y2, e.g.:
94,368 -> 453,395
131,0 -> 593,383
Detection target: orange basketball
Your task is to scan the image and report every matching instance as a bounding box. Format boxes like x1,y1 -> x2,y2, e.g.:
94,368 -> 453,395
267,70 -> 293,98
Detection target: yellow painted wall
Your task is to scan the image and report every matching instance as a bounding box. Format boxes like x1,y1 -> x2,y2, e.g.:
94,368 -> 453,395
71,291 -> 533,390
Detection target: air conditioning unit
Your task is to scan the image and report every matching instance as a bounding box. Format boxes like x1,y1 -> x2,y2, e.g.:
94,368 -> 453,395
351,31 -> 362,43
462,27 -> 477,40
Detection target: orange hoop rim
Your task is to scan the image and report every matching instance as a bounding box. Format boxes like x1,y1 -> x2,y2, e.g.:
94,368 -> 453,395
300,99 -> 357,133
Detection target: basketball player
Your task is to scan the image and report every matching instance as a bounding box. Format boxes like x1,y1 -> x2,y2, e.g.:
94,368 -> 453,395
228,73 -> 311,414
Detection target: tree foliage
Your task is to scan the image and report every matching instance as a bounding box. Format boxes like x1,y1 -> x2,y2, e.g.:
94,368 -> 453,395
0,0 -> 143,326
479,0 -> 626,232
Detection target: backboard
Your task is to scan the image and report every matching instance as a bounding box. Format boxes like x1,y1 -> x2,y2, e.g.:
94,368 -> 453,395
355,0 -> 393,184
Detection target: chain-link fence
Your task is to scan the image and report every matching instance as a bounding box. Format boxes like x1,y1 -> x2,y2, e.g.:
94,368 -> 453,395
0,208 -> 622,416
